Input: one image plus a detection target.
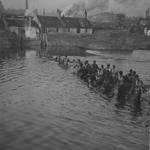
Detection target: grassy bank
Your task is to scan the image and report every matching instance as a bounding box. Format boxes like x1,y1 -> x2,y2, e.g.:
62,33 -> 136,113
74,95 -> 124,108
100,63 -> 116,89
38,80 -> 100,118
2,29 -> 150,53
43,30 -> 150,51
88,30 -> 150,50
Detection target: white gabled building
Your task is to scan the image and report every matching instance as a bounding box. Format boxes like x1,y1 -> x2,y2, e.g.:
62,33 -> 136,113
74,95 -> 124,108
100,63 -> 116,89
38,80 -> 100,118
24,0 -> 40,39
24,15 -> 40,39
144,27 -> 150,36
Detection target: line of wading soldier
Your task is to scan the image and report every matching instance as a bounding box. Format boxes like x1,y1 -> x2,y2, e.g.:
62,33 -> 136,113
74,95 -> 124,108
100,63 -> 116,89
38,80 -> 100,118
55,56 -> 146,111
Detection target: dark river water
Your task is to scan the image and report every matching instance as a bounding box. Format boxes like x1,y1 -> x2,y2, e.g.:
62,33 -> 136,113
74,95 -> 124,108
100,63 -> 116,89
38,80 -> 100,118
0,49 -> 149,150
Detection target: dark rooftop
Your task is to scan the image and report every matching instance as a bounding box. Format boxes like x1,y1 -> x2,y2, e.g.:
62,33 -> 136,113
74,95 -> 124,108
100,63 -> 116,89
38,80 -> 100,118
38,16 -> 62,28
38,16 -> 92,28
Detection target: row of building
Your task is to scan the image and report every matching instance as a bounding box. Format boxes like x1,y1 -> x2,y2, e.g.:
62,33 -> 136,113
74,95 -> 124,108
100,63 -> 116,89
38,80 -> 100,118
0,8 -> 94,40
0,0 -> 150,39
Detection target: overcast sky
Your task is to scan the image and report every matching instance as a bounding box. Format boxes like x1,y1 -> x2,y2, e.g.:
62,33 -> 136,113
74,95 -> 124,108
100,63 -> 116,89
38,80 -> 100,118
1,0 -> 77,10
1,0 -> 150,16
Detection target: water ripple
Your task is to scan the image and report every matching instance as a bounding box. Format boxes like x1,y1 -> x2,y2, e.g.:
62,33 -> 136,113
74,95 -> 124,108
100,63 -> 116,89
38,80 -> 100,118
0,50 -> 149,150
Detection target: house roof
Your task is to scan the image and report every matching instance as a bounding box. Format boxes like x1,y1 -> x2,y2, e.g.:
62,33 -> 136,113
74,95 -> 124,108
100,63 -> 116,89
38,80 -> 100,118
38,16 -> 61,28
6,18 -> 25,27
38,16 -> 92,28
61,17 -> 81,28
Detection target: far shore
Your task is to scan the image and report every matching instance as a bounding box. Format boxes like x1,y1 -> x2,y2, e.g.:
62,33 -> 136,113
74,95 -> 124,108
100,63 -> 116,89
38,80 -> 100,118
1,29 -> 150,53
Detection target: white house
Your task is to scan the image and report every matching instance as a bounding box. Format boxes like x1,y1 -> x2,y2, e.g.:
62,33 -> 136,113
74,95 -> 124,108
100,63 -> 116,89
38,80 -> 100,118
144,27 -> 150,36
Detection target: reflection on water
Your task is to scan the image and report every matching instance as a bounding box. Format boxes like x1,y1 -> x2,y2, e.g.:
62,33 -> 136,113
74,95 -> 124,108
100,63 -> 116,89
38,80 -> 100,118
0,49 -> 149,150
0,48 -> 25,59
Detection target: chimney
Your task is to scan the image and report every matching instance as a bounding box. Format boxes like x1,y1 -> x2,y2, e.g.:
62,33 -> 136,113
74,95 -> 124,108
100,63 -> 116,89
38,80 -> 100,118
146,8 -> 148,18
26,0 -> 29,10
146,8 -> 150,18
84,9 -> 87,19
57,9 -> 62,18
25,0 -> 29,16
43,9 -> 46,16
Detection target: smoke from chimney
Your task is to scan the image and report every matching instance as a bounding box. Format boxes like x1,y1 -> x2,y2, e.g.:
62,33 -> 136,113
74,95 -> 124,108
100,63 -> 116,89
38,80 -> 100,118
61,0 -> 150,17
61,1 -> 85,17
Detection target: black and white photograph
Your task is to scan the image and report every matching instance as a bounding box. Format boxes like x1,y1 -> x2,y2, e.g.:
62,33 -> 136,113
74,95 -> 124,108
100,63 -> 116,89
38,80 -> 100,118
0,0 -> 150,150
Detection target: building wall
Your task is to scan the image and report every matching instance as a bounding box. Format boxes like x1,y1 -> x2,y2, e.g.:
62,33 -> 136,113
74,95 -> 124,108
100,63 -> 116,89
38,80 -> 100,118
80,28 -> 85,34
58,28 -> 68,33
9,27 -> 19,35
9,27 -> 25,37
87,28 -> 93,34
147,30 -> 150,36
57,27 -> 78,34
41,26 -> 93,34
70,28 -> 77,34
47,27 -> 57,33
25,26 -> 39,39
144,27 -> 150,36
80,28 -> 93,34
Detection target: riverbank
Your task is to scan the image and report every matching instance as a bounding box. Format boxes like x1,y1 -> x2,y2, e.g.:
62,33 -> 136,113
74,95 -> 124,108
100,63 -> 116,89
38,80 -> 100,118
42,30 -> 150,51
88,30 -> 150,50
1,29 -> 150,53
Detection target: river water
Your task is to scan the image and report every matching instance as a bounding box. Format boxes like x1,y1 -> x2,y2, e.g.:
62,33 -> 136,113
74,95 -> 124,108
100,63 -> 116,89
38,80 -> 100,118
0,49 -> 149,150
